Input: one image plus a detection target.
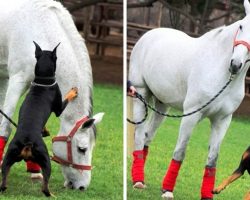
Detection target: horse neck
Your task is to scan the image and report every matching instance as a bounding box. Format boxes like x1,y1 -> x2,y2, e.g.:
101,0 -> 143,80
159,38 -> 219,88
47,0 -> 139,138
217,21 -> 241,51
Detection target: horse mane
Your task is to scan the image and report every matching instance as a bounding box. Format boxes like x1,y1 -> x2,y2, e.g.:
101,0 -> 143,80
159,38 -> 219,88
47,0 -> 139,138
32,0 -> 93,117
200,26 -> 225,39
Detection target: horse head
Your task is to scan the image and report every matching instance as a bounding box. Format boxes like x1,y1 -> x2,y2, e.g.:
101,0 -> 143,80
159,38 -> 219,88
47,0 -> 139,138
230,0 -> 250,74
52,112 -> 104,190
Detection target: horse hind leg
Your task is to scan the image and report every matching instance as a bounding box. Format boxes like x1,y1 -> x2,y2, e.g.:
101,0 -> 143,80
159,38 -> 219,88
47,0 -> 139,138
144,98 -> 168,147
131,87 -> 151,189
133,98 -> 168,189
201,114 -> 232,200
141,98 -> 168,175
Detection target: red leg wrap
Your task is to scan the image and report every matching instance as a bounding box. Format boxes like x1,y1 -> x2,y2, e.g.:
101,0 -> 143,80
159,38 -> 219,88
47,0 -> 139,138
131,150 -> 144,183
201,167 -> 216,199
0,136 -> 6,162
26,161 -> 41,173
162,159 -> 182,192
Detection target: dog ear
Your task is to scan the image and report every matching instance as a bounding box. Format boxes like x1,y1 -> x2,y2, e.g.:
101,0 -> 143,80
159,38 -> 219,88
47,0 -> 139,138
52,42 -> 60,61
33,41 -> 42,59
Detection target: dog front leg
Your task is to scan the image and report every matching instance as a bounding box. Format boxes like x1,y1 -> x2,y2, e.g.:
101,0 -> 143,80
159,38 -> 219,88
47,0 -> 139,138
61,87 -> 78,109
54,87 -> 78,117
213,146 -> 250,194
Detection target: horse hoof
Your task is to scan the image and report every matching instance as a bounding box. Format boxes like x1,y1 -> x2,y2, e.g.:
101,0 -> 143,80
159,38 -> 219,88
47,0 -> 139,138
133,182 -> 146,189
161,191 -> 174,200
31,173 -> 43,181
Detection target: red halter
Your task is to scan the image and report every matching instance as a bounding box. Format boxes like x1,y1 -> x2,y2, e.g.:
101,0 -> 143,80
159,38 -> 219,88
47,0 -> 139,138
233,27 -> 250,51
51,116 -> 92,171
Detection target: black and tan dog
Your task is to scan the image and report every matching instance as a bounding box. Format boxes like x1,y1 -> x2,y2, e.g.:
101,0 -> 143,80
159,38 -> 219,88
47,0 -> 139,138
213,146 -> 250,200
0,42 -> 78,197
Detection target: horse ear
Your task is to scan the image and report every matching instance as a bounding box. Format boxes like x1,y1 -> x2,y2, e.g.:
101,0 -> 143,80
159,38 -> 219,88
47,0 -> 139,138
81,113 -> 104,129
82,118 -> 95,129
52,42 -> 60,60
244,0 -> 250,15
33,41 -> 42,59
92,112 -> 104,125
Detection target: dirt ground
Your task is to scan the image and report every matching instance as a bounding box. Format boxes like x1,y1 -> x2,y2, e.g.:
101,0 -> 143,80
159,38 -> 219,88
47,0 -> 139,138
88,42 -> 123,86
91,55 -> 123,86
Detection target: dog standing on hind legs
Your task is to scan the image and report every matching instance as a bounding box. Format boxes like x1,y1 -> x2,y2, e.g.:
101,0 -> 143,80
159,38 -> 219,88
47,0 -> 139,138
0,41 -> 78,197
213,146 -> 250,200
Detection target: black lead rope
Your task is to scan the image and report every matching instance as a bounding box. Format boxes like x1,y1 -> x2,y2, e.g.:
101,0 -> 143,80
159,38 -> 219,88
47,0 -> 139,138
0,109 -> 18,128
127,74 -> 234,125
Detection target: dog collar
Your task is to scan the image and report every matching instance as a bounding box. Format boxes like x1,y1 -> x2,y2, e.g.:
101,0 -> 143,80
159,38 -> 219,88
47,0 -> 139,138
35,76 -> 55,80
31,81 -> 57,87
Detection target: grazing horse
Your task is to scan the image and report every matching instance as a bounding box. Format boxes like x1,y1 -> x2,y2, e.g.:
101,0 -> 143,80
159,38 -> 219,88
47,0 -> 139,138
0,0 -> 103,190
129,0 -> 250,199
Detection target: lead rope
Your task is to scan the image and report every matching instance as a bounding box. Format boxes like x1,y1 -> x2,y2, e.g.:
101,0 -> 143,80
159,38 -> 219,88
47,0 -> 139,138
127,74 -> 234,125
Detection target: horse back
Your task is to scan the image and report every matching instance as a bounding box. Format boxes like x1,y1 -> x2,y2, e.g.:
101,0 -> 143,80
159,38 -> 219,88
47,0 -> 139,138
129,28 -> 197,106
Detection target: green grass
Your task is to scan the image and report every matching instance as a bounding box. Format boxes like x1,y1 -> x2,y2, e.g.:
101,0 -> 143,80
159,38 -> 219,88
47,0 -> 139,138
127,116 -> 250,200
2,84 -> 123,200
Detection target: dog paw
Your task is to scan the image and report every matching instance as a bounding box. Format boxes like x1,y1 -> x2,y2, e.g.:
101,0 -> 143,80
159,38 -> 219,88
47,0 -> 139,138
42,127 -> 50,137
42,190 -> 51,197
212,186 -> 225,194
65,87 -> 78,101
244,191 -> 250,200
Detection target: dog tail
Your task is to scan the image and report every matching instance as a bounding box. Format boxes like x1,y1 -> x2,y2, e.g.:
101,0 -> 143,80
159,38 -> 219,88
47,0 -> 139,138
20,143 -> 33,160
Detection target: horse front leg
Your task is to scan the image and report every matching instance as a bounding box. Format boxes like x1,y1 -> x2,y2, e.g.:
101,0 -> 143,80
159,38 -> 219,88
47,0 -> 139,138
200,114 -> 232,200
162,113 -> 201,200
131,88 -> 151,189
0,73 -> 29,162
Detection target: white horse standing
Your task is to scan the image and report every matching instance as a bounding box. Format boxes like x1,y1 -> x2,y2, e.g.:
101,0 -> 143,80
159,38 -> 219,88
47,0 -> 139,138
0,0 -> 103,190
129,1 -> 250,199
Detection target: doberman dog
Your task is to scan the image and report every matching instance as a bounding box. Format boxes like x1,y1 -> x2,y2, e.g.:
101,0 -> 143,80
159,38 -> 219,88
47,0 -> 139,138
213,146 -> 250,200
0,41 -> 78,197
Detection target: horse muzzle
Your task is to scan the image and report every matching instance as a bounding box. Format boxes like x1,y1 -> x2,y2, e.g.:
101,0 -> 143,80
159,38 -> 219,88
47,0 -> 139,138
64,181 -> 87,191
229,59 -> 242,74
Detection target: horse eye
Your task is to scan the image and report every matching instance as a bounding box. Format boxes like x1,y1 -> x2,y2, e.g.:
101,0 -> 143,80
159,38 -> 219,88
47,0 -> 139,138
240,25 -> 243,30
78,147 -> 87,154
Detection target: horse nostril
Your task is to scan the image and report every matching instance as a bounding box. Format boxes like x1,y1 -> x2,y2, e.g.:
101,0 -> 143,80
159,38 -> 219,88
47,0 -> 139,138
230,59 -> 242,74
239,62 -> 242,69
69,181 -> 74,189
79,186 -> 85,191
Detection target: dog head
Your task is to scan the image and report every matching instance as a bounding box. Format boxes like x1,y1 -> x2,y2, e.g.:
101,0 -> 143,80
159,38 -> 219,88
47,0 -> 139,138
33,41 -> 60,78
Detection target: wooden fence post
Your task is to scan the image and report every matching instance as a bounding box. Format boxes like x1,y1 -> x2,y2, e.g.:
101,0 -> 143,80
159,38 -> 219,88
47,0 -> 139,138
127,97 -> 135,157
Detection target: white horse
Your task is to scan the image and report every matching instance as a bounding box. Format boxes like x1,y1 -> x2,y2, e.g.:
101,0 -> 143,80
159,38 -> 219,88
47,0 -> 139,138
0,0 -> 104,190
129,0 -> 250,199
